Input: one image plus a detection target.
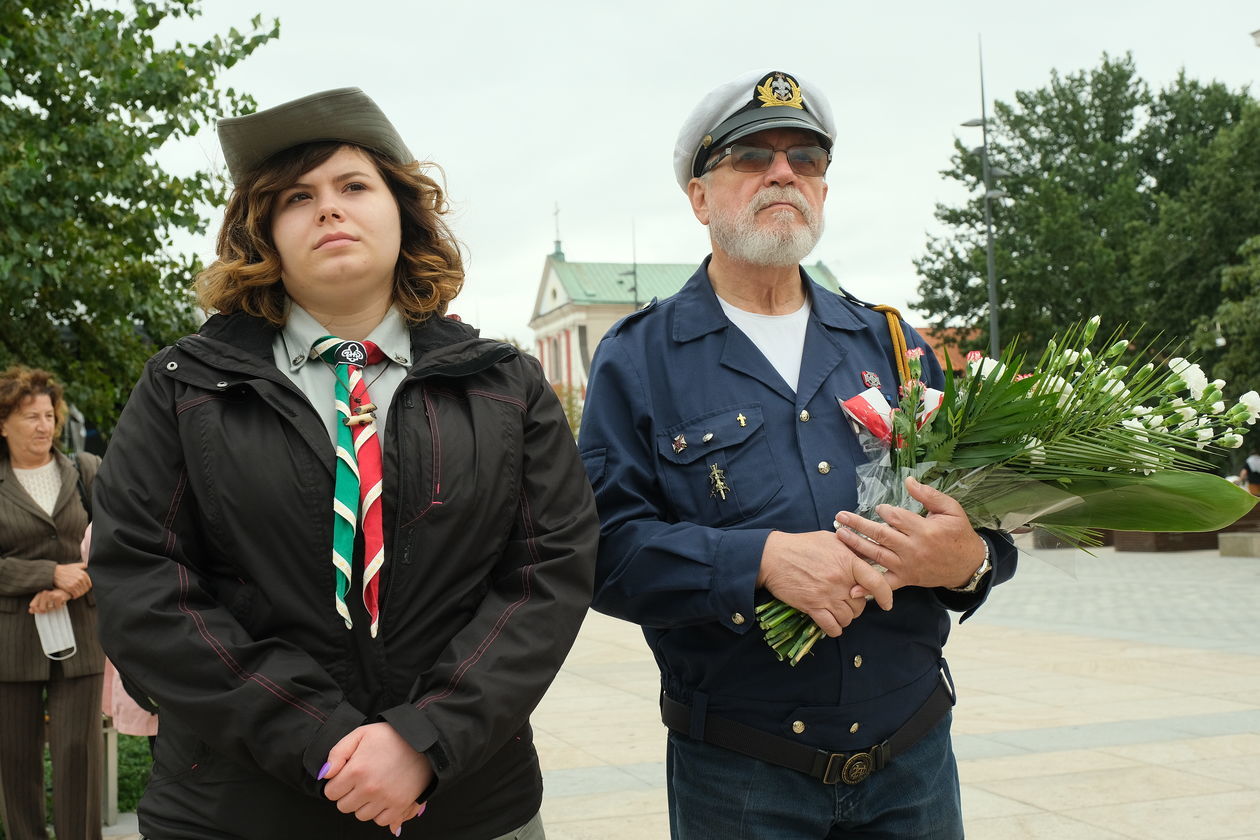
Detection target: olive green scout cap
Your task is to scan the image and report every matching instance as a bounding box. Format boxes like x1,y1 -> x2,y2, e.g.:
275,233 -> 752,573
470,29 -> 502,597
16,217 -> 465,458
217,87 -> 413,184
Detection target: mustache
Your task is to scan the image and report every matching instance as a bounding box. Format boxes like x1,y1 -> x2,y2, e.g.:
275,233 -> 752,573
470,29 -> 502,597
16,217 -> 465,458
751,187 -> 810,217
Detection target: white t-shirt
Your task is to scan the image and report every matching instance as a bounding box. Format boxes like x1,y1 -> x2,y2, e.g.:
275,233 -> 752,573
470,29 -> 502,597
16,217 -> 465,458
13,459 -> 62,515
717,295 -> 811,392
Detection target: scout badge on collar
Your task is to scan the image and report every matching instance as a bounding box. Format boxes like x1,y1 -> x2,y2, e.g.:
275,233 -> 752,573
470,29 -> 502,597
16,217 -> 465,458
709,463 -> 730,500
335,341 -> 368,366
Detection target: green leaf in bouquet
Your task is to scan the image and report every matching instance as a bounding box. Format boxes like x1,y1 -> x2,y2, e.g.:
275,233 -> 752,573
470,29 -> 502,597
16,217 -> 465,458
954,468 -> 1255,535
950,442 -> 1032,467
921,439 -> 957,466
1032,470 -> 1256,532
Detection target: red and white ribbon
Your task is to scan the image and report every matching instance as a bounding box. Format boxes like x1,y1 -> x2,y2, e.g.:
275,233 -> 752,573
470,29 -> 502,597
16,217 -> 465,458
841,387 -> 894,442
917,388 -> 944,429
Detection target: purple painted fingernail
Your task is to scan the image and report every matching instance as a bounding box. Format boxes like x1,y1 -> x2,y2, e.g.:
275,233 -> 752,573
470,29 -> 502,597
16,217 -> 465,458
317,761 -> 331,780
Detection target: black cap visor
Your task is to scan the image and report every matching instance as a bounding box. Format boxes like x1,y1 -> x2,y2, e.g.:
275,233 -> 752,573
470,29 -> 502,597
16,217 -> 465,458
690,108 -> 832,179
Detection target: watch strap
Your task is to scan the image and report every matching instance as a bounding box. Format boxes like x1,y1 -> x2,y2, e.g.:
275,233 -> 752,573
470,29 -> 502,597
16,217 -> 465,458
947,536 -> 992,594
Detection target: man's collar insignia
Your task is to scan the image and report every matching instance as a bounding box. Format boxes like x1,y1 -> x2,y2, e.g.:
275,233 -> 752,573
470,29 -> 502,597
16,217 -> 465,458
756,72 -> 804,110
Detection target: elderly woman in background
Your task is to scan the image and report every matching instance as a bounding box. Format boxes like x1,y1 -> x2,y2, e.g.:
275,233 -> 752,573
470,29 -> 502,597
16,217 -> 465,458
90,88 -> 597,840
0,366 -> 103,840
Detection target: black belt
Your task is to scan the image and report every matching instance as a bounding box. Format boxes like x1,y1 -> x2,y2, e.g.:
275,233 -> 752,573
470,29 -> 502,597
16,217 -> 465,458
661,676 -> 954,785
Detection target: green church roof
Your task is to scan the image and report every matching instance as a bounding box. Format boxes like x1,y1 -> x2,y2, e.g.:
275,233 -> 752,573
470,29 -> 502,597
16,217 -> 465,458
547,256 -> 840,306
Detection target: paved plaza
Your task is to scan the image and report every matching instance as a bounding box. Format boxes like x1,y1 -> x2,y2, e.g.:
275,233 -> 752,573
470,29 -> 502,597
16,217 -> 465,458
103,537 -> 1260,839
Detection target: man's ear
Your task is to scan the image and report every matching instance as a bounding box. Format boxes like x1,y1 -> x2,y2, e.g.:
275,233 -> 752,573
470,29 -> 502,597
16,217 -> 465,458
687,177 -> 710,226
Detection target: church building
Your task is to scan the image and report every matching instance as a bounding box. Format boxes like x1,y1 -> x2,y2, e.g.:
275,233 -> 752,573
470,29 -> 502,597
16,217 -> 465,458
528,242 -> 841,395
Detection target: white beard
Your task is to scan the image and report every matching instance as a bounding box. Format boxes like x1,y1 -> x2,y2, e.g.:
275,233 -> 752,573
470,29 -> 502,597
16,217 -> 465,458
709,186 -> 824,267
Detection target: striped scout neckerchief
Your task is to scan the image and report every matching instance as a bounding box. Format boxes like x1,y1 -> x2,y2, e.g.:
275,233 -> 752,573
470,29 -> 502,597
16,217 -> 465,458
312,335 -> 386,637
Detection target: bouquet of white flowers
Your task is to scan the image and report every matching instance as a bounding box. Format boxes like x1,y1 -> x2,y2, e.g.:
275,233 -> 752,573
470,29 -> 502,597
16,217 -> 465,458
757,317 -> 1259,665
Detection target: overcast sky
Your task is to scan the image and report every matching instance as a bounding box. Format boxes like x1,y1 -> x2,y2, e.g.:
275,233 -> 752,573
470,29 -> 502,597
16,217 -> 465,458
155,1 -> 1260,343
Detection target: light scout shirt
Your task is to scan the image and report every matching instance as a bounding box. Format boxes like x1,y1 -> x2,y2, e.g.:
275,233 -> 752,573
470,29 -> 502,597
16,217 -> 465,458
271,303 -> 411,444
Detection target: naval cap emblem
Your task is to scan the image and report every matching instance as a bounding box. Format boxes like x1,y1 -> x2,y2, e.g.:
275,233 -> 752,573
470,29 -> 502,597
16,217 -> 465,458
756,72 -> 804,110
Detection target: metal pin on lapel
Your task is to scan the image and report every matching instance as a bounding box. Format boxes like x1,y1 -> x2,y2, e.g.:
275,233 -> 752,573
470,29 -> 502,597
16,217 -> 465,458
709,464 -> 730,500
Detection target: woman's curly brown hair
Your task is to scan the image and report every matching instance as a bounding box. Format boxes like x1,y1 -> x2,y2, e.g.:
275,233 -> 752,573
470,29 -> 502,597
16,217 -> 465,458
0,367 -> 66,458
195,141 -> 464,325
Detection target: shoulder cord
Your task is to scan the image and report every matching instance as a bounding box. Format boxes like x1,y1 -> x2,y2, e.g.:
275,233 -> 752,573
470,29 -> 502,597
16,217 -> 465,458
872,305 -> 911,387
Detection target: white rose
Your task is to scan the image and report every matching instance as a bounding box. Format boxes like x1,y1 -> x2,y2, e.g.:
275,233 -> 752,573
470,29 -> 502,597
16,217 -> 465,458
1121,418 -> 1148,440
1033,375 -> 1074,407
1239,390 -> 1260,425
968,357 -> 1005,379
1099,379 -> 1130,401
1083,315 -> 1102,343
1182,364 -> 1209,399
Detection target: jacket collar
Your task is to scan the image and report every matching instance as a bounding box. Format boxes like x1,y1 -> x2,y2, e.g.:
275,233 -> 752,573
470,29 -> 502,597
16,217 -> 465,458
0,450 -> 80,525
671,256 -> 868,343
279,304 -> 414,374
190,309 -> 510,379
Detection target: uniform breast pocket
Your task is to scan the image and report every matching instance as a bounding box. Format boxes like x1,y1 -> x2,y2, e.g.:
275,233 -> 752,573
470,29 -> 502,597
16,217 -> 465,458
656,404 -> 783,527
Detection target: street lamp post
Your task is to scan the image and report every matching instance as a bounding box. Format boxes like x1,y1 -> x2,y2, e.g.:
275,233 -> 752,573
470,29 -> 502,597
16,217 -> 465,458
961,38 -> 1004,359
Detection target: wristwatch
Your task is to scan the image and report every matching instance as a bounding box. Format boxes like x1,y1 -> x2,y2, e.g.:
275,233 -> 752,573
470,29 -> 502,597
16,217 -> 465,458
947,538 -> 992,593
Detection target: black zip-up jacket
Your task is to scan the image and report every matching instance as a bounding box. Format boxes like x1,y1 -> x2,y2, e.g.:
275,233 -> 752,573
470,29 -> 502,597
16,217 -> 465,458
90,311 -> 598,839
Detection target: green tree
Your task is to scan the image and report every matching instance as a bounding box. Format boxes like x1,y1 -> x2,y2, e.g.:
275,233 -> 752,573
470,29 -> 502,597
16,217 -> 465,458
553,384 -> 583,439
915,54 -> 1251,355
0,1 -> 277,433
1138,104 -> 1260,379
1204,235 -> 1260,391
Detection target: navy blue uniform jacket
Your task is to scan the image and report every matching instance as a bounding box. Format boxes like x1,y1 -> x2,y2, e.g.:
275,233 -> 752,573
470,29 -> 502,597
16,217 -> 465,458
579,259 -> 1016,752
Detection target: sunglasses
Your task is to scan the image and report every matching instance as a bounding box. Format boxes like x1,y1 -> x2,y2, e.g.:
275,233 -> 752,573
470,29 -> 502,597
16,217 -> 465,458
705,143 -> 831,177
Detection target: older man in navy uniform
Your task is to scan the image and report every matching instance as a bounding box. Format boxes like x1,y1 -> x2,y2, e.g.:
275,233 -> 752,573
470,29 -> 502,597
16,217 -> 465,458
579,70 -> 1017,839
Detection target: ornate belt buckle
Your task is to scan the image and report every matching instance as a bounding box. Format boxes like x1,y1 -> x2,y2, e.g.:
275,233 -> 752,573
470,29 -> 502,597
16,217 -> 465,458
841,751 -> 874,784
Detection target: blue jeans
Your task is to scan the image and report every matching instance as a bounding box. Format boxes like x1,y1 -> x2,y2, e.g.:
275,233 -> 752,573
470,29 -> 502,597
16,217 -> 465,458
666,712 -> 963,839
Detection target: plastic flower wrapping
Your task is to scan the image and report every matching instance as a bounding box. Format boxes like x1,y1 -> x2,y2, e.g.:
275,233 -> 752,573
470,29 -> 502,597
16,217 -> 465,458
757,317 -> 1260,665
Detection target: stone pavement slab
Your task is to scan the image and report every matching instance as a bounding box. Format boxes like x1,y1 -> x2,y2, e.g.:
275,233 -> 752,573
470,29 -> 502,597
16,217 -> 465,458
540,542 -> 1260,838
100,541 -> 1260,839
